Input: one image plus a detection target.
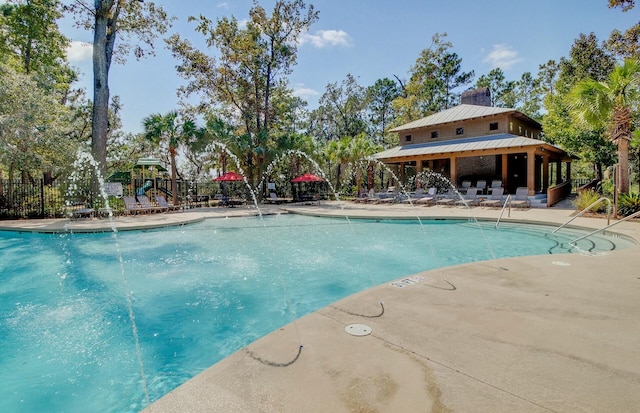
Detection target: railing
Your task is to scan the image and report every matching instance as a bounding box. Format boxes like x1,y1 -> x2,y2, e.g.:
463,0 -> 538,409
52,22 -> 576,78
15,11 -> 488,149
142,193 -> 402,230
547,180 -> 572,207
571,210 -> 640,244
495,194 -> 511,228
551,197 -> 612,234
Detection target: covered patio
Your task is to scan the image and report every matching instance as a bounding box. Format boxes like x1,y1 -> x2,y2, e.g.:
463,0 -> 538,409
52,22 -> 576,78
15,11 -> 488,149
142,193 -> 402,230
373,134 -> 573,206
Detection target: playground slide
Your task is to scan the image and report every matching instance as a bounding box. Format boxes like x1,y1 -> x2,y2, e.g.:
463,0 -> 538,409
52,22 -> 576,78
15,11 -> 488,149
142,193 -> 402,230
136,179 -> 155,196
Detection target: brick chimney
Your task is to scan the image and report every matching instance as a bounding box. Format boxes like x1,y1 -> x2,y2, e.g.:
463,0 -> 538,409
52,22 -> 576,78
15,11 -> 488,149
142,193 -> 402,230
461,87 -> 491,106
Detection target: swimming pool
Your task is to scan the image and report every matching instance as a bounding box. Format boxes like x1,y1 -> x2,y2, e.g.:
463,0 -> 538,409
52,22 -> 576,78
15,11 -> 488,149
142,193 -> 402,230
0,214 -> 634,412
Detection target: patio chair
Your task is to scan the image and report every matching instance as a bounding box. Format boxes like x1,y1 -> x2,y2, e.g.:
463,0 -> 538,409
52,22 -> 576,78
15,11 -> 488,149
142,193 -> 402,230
459,180 -> 472,194
436,189 -> 457,207
488,180 -> 503,195
265,192 -> 287,204
415,187 -> 437,206
455,187 -> 479,207
155,195 -> 183,212
509,187 -> 531,208
137,195 -> 167,213
480,187 -> 505,208
400,188 -> 425,204
123,196 -> 151,214
475,180 -> 487,194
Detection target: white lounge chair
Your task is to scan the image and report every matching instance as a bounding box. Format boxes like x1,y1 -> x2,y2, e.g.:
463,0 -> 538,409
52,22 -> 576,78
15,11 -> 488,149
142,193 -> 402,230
480,187 -> 505,208
415,187 -> 437,206
509,187 -> 531,208
455,187 -> 479,206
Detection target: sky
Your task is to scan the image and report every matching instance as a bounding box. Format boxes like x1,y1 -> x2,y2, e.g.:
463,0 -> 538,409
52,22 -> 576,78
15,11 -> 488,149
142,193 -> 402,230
53,0 -> 638,134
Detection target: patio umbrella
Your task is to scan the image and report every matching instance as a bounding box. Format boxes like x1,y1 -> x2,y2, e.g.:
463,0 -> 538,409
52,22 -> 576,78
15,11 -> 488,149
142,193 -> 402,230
291,173 -> 324,182
213,171 -> 245,181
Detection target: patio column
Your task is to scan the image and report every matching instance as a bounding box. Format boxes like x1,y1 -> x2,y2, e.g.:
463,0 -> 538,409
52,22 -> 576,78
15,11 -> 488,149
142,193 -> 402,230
542,155 -> 550,191
450,156 -> 457,186
526,149 -> 535,195
400,163 -> 405,184
501,154 -> 509,192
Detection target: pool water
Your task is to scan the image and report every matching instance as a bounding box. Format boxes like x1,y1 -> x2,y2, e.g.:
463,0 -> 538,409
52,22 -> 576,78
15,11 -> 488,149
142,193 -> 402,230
0,215 -> 633,412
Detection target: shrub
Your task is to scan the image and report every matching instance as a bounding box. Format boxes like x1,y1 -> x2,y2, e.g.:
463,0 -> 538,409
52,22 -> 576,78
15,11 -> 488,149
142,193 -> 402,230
618,192 -> 640,217
573,189 -> 608,213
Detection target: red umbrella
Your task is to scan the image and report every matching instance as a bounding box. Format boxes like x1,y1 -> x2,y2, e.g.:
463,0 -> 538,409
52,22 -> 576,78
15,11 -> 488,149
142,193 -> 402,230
291,173 -> 324,183
213,171 -> 245,181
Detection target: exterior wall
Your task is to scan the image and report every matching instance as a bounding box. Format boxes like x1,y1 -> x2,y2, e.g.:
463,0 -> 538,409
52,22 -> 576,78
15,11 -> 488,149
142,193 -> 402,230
399,114 -> 542,146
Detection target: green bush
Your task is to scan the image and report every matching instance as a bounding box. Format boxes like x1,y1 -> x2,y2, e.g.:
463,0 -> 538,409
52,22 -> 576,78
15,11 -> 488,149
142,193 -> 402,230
573,189 -> 608,213
618,192 -> 640,217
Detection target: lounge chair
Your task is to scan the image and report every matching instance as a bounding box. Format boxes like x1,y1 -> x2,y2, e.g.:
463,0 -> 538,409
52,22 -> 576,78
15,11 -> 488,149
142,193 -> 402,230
137,195 -> 167,213
400,188 -> 425,204
459,180 -> 472,194
455,187 -> 479,206
71,207 -> 95,220
475,180 -> 487,194
265,192 -> 287,204
415,187 -> 437,206
436,190 -> 457,206
488,180 -> 503,195
155,195 -> 182,212
480,187 -> 505,208
509,187 -> 531,208
123,196 -> 151,214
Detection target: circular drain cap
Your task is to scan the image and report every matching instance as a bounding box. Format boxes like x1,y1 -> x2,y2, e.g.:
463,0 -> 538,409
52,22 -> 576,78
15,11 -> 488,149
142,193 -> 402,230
552,261 -> 571,266
345,323 -> 372,336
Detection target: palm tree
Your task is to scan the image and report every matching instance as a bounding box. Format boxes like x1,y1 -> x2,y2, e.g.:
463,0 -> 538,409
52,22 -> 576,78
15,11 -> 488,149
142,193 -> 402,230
142,111 -> 196,202
569,58 -> 640,194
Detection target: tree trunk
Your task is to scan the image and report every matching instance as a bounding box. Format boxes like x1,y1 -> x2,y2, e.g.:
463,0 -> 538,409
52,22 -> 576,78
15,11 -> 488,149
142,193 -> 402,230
91,3 -> 112,179
618,138 -> 630,193
170,146 -> 178,203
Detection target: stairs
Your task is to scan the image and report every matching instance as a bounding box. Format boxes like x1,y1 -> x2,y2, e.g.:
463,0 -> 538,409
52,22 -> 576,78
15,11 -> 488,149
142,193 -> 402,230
528,193 -> 548,208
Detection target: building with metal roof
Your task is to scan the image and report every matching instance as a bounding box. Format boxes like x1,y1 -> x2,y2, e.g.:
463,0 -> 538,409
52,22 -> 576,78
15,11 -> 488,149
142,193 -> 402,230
373,91 -> 572,206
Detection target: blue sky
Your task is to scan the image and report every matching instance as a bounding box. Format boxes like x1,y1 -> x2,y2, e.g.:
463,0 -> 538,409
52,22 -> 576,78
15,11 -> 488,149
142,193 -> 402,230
56,0 -> 637,133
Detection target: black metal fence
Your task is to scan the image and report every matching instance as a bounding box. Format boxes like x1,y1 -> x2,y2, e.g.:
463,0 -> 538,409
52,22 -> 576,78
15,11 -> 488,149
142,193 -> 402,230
0,178 -> 224,220
0,179 -> 68,219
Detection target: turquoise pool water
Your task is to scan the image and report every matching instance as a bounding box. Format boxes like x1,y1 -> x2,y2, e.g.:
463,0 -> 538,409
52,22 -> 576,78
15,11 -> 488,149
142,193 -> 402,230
0,215 -> 633,412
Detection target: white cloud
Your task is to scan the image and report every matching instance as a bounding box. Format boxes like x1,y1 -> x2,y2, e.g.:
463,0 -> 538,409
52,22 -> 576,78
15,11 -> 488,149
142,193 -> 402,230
292,84 -> 319,99
217,2 -> 229,9
482,44 -> 523,70
66,41 -> 93,62
299,29 -> 352,48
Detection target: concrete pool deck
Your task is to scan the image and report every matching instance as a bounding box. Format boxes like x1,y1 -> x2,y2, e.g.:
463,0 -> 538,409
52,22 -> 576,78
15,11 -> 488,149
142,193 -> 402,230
3,202 -> 640,412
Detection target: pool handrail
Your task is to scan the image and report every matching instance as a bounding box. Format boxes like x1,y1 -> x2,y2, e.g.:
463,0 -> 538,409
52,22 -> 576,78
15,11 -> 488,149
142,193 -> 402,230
551,197 -> 612,234
570,209 -> 640,244
495,194 -> 511,228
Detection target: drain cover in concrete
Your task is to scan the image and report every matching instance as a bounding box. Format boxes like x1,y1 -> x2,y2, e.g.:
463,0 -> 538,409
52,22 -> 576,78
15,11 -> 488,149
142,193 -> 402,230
552,261 -> 571,266
345,323 -> 372,336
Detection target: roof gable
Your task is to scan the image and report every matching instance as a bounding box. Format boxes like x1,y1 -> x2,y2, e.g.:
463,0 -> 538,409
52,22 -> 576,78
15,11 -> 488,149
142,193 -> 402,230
389,104 -> 537,132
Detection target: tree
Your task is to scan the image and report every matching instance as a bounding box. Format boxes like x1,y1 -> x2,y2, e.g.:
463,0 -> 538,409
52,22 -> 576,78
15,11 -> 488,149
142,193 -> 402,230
0,0 -> 68,75
542,34 -> 617,180
569,58 -> 640,194
308,74 -> 369,141
142,111 -> 196,202
475,68 -> 516,107
167,0 -> 318,187
366,78 -> 401,144
64,0 -> 172,178
397,33 -> 474,116
0,62 -> 73,180
606,0 -> 639,59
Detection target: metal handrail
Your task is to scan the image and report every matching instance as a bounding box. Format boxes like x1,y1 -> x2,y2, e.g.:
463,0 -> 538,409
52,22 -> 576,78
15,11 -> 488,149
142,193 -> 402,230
551,197 -> 612,234
571,209 -> 640,244
495,194 -> 511,228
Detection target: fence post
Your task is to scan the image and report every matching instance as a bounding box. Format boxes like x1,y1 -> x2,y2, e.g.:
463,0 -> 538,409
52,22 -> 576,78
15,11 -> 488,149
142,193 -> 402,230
40,179 -> 45,218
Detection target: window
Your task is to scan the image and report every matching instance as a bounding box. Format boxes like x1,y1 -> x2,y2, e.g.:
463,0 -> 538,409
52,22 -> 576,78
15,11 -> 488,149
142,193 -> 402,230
489,122 -> 498,131
456,127 -> 464,135
509,121 -> 513,131
431,131 -> 438,139
405,135 -> 412,142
